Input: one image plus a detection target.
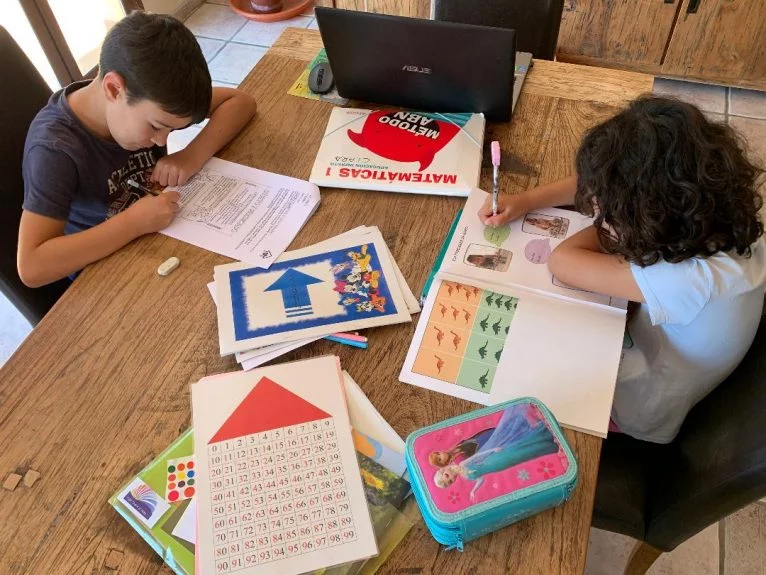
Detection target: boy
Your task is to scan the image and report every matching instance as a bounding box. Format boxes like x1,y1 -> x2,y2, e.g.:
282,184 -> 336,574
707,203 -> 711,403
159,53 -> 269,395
18,11 -> 257,287
480,96 -> 765,443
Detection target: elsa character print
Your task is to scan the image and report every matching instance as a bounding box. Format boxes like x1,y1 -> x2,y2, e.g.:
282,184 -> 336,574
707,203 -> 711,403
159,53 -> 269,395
433,404 -> 559,502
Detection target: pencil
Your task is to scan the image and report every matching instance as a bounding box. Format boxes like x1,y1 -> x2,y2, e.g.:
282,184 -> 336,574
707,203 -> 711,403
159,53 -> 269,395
126,178 -> 159,196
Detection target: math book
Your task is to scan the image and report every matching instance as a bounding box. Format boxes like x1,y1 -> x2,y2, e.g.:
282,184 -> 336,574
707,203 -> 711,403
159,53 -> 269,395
309,108 -> 485,197
399,188 -> 628,438
109,430 -> 196,575
192,356 -> 377,575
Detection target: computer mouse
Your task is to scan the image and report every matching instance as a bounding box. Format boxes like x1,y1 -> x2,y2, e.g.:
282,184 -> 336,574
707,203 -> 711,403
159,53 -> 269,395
308,61 -> 334,94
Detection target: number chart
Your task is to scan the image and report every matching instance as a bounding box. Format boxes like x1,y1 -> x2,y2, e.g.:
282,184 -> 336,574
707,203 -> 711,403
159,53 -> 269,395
204,377 -> 359,574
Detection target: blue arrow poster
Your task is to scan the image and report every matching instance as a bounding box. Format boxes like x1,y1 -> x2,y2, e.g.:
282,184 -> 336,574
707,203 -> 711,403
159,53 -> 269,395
214,232 -> 412,354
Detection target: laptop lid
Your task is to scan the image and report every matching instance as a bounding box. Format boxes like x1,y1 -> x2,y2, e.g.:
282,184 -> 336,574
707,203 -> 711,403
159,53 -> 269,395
315,7 -> 517,122
513,52 -> 532,112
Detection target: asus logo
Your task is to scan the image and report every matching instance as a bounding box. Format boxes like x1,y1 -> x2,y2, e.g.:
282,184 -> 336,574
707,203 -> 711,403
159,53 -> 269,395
402,65 -> 432,74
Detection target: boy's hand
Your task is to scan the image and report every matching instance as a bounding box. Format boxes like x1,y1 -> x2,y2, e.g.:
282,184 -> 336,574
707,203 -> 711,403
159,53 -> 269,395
125,191 -> 181,235
478,193 -> 529,227
151,149 -> 204,187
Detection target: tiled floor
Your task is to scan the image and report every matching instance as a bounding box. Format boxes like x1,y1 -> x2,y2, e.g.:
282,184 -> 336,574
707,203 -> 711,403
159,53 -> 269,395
168,2 -> 318,151
3,3 -> 766,572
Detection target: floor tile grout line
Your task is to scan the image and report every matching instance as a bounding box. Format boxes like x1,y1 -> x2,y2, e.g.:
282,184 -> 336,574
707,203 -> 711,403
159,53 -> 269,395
205,42 -> 226,64
226,39 -> 273,49
727,113 -> 766,121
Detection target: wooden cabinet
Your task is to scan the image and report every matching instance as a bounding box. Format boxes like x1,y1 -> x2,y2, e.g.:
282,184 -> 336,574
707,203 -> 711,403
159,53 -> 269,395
558,0 -> 680,72
661,0 -> 766,89
557,0 -> 766,90
328,0 -> 765,90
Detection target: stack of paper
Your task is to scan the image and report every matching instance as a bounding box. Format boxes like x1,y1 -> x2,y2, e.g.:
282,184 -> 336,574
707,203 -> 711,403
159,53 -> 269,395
192,356 -> 411,575
209,226 -> 420,364
109,365 -> 412,575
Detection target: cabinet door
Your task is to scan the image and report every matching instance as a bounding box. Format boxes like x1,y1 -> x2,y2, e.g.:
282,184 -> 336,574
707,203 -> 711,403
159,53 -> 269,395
334,0 -> 430,18
661,0 -> 766,88
558,0 -> 681,71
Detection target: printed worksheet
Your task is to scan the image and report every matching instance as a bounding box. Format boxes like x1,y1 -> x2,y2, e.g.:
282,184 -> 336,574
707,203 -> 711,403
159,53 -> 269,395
161,157 -> 320,267
400,278 -> 626,438
192,356 -> 376,575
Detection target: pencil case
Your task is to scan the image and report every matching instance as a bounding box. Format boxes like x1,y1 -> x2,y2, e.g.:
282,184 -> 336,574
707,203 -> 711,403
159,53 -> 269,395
405,397 -> 578,549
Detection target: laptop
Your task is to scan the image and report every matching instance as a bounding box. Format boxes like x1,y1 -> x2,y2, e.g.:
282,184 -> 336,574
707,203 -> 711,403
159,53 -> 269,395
314,7 -> 531,122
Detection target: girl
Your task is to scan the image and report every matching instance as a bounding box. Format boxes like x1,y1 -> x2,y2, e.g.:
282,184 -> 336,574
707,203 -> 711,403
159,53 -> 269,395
479,96 -> 766,443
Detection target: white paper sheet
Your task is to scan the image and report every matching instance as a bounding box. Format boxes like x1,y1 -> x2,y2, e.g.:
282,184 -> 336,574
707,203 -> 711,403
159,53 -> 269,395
161,157 -> 320,267
192,356 -> 377,575
171,498 -> 197,545
399,279 -> 625,437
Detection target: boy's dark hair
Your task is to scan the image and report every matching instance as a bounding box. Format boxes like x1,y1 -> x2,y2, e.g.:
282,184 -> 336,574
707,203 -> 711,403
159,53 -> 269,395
99,11 -> 211,124
575,95 -> 764,266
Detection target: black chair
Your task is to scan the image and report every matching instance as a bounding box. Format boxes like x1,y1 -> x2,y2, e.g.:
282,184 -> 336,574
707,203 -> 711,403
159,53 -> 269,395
0,26 -> 70,326
433,0 -> 565,60
592,298 -> 766,574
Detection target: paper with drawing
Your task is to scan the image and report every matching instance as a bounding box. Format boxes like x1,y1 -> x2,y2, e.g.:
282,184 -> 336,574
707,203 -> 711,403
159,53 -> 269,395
439,188 -> 627,310
214,228 -> 411,354
161,157 -> 320,267
400,278 -> 625,437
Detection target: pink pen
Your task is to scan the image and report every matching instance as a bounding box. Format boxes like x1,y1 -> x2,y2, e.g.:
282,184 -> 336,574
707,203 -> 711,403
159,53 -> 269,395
491,141 -> 501,216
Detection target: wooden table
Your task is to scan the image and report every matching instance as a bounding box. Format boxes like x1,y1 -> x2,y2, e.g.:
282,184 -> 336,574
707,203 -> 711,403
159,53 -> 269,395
0,28 -> 652,574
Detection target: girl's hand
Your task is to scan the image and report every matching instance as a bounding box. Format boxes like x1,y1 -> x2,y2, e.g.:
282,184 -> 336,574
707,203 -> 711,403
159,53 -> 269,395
478,193 -> 530,227
151,149 -> 204,187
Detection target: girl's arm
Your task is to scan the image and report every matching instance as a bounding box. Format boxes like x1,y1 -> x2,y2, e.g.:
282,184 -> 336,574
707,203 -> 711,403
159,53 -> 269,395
547,227 -> 645,302
479,176 -> 577,227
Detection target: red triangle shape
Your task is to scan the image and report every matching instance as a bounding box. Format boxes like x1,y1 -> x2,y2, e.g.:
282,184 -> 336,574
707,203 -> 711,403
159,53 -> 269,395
209,377 -> 331,444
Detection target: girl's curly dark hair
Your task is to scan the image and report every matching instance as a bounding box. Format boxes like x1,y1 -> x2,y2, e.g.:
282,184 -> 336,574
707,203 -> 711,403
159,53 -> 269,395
575,95 -> 764,266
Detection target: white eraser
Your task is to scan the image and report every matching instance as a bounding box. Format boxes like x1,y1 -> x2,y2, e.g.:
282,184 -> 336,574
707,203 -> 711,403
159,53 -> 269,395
157,257 -> 180,276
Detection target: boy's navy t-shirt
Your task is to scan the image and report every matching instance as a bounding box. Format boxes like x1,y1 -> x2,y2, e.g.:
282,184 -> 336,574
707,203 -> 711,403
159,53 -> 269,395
23,80 -> 166,234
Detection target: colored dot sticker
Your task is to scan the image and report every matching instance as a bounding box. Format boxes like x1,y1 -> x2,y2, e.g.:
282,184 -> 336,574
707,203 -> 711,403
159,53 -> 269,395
165,457 -> 197,503
184,487 -> 195,498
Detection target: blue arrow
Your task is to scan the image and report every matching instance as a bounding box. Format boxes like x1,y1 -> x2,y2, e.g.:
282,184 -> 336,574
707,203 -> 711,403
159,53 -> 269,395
265,268 -> 323,316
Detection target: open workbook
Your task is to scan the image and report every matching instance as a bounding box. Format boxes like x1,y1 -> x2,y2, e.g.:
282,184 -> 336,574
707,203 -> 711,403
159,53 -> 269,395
400,188 -> 628,438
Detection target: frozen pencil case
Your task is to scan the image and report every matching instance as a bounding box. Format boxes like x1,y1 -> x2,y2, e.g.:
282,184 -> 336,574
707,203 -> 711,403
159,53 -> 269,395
405,397 -> 578,549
